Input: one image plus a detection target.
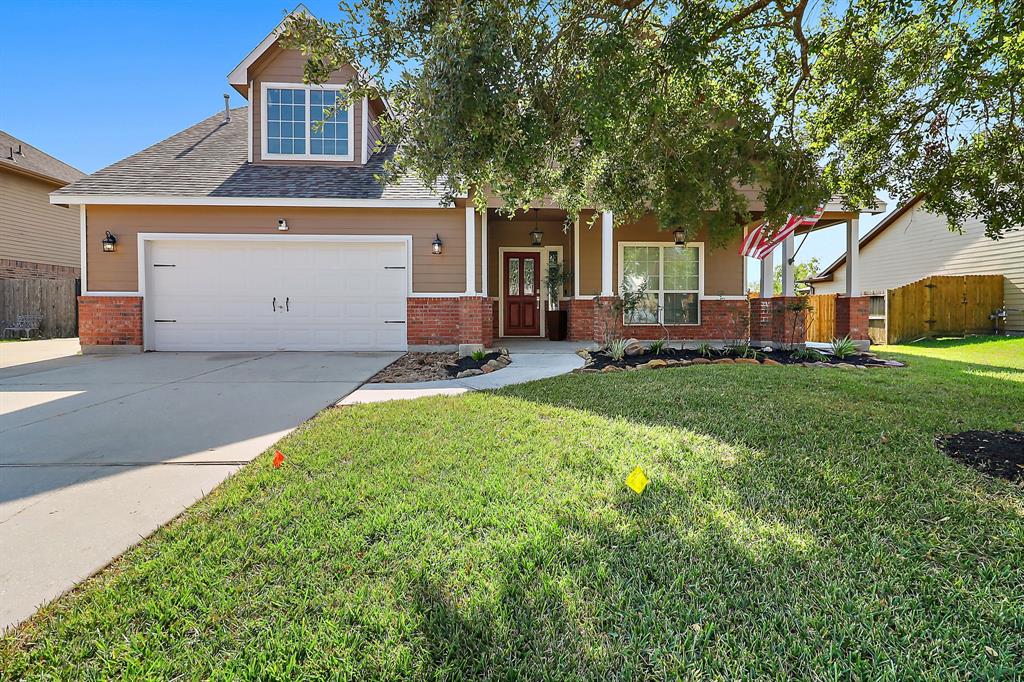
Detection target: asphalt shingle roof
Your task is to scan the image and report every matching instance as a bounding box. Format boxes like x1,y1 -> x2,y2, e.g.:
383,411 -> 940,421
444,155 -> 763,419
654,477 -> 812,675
1,130 -> 85,185
52,107 -> 444,202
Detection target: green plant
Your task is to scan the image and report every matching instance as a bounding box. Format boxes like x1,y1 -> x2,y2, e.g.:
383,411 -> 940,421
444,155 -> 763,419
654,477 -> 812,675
697,342 -> 714,358
542,260 -> 572,312
470,349 -> 487,362
792,346 -> 827,362
648,339 -> 667,355
607,338 -> 629,362
830,335 -> 858,360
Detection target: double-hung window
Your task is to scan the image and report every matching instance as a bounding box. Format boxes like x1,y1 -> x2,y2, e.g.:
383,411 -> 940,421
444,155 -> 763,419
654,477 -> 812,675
620,243 -> 702,325
263,84 -> 352,161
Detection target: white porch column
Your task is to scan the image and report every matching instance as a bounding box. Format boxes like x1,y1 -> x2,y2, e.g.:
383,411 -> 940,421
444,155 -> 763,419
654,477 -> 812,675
845,216 -> 860,297
480,209 -> 488,297
572,216 -> 580,297
781,234 -> 795,296
600,211 -> 613,296
465,205 -> 477,295
759,247 -> 775,297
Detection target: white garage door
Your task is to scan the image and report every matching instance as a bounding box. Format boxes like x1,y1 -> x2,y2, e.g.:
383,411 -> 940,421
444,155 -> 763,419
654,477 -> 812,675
145,239 -> 408,351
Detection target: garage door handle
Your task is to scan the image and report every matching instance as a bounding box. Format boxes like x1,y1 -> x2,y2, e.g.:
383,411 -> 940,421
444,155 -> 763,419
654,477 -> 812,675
272,296 -> 276,312
285,297 -> 290,312
384,320 -> 406,324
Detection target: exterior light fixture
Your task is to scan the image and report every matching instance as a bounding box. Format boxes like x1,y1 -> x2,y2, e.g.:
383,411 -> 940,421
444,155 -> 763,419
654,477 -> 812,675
431,234 -> 443,255
277,219 -> 289,231
101,231 -> 118,252
530,208 -> 543,246
673,229 -> 686,245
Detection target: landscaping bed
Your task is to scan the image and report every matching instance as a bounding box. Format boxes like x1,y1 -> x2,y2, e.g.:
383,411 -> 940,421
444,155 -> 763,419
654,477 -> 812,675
369,349 -> 511,383
937,430 -> 1024,483
578,340 -> 905,372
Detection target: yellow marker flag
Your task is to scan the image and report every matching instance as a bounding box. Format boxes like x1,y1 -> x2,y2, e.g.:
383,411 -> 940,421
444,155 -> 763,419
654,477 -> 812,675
625,466 -> 649,494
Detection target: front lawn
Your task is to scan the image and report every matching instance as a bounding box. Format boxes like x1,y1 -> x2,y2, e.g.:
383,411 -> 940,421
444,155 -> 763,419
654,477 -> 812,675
2,338 -> 1022,679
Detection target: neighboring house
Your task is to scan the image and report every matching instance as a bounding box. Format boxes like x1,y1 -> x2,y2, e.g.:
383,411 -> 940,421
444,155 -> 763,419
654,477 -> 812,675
1,131 -> 85,280
808,197 -> 1024,334
52,7 -> 877,353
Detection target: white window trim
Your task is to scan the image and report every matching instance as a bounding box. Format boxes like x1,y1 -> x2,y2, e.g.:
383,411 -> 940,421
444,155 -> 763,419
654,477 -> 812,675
260,82 -> 355,162
618,241 -> 704,326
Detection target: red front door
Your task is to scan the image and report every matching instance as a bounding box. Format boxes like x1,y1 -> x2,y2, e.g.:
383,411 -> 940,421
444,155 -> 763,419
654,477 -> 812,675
503,252 -> 541,336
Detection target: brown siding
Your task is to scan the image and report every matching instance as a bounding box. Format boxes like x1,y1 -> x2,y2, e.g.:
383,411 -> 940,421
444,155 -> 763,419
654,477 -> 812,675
249,44 -> 364,166
486,215 -> 573,296
0,169 -> 79,269
573,213 -> 745,298
366,103 -> 382,157
84,205 -> 467,293
612,216 -> 745,297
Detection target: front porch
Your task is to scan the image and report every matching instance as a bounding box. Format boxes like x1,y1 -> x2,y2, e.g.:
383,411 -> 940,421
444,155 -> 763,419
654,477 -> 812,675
463,200 -> 878,349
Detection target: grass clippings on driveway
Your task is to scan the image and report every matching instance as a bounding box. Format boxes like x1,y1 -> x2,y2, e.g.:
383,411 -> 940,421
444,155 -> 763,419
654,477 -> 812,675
1,337 -> 1022,679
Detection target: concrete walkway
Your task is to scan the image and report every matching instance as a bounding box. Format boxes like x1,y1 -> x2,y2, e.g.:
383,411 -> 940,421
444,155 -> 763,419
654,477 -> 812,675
339,342 -> 585,405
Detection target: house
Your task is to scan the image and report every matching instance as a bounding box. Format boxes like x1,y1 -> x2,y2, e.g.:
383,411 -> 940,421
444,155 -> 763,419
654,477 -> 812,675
808,197 -> 1024,335
51,8 -> 882,353
1,131 -> 84,280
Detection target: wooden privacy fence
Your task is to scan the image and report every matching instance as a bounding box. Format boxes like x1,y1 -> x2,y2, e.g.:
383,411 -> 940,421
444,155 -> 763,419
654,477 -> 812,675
804,293 -> 837,343
0,278 -> 79,338
887,275 -> 1003,343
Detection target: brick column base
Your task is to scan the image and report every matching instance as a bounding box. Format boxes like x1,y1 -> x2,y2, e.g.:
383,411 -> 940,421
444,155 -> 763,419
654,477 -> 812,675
458,295 -> 494,348
565,298 -> 596,342
78,295 -> 143,352
835,296 -> 870,341
749,296 -> 806,346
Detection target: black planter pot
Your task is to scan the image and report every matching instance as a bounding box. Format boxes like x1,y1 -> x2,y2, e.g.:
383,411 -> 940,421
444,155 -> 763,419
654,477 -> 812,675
546,310 -> 568,341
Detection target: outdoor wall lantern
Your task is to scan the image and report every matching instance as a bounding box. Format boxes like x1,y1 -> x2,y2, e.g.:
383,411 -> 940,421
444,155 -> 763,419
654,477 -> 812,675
431,234 -> 443,255
530,208 -> 544,246
673,228 -> 686,245
101,231 -> 118,252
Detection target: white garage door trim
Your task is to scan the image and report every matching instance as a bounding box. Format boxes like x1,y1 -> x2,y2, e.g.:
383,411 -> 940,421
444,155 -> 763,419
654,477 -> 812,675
138,233 -> 413,351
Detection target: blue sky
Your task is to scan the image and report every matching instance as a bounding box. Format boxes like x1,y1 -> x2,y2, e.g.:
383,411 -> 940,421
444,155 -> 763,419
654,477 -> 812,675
2,0 -> 893,273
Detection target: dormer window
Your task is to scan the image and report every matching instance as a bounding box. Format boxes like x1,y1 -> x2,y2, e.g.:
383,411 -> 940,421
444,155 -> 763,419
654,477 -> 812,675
261,83 -> 353,161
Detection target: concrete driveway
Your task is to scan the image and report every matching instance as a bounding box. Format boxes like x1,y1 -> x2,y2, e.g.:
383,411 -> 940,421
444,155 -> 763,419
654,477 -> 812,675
0,341 -> 399,630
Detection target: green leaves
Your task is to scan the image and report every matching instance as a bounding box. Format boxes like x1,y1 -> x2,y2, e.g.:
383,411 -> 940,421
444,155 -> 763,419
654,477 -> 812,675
287,0 -> 1021,239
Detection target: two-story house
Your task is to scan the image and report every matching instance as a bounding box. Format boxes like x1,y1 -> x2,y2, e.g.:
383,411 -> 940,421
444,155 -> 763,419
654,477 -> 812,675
52,7 -> 881,353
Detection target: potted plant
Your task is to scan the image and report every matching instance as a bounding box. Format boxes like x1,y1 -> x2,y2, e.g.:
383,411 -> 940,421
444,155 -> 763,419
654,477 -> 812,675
542,260 -> 572,341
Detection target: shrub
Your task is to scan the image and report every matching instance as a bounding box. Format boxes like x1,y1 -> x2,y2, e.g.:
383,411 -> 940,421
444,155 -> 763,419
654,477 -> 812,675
649,339 -> 667,355
697,342 -> 714,358
471,350 -> 487,362
830,335 -> 858,360
607,338 -> 630,361
792,346 -> 827,362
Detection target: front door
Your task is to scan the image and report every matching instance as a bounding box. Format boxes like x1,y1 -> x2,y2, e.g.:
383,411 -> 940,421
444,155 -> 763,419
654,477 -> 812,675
503,251 -> 541,336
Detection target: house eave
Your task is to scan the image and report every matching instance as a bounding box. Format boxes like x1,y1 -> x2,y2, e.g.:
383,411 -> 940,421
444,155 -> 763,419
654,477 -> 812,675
49,193 -> 452,209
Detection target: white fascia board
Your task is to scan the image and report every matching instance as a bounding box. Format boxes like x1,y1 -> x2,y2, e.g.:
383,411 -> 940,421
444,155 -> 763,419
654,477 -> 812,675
227,4 -> 311,87
50,194 -> 452,209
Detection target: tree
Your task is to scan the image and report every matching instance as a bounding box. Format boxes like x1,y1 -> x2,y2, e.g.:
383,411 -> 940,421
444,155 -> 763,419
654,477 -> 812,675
284,0 -> 1022,242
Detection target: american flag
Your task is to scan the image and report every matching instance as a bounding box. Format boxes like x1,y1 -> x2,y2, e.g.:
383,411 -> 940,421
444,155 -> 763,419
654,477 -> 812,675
739,207 -> 825,260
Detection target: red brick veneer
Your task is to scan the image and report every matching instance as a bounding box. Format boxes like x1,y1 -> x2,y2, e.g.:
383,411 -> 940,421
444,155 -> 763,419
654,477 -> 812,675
1,259 -> 80,280
590,297 -> 751,344
835,296 -> 870,340
565,298 -> 596,341
749,296 -> 806,346
78,295 -> 142,347
407,296 -> 493,347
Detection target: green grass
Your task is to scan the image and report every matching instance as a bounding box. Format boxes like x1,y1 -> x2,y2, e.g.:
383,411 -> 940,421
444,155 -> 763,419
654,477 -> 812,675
2,339 -> 1022,679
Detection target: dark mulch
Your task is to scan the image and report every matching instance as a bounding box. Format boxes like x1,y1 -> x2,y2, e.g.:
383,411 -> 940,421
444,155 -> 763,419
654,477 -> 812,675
369,351 -> 506,383
583,346 -> 904,371
937,430 -> 1024,483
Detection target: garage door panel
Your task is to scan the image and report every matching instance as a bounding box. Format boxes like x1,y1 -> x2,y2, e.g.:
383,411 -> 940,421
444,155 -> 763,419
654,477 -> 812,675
146,239 -> 408,351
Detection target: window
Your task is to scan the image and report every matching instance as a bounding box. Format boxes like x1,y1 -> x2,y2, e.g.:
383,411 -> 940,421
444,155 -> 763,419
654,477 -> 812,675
620,243 -> 702,325
263,84 -> 352,160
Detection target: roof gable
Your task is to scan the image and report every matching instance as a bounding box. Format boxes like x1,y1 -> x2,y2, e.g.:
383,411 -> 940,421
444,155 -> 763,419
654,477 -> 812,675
227,4 -> 311,90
